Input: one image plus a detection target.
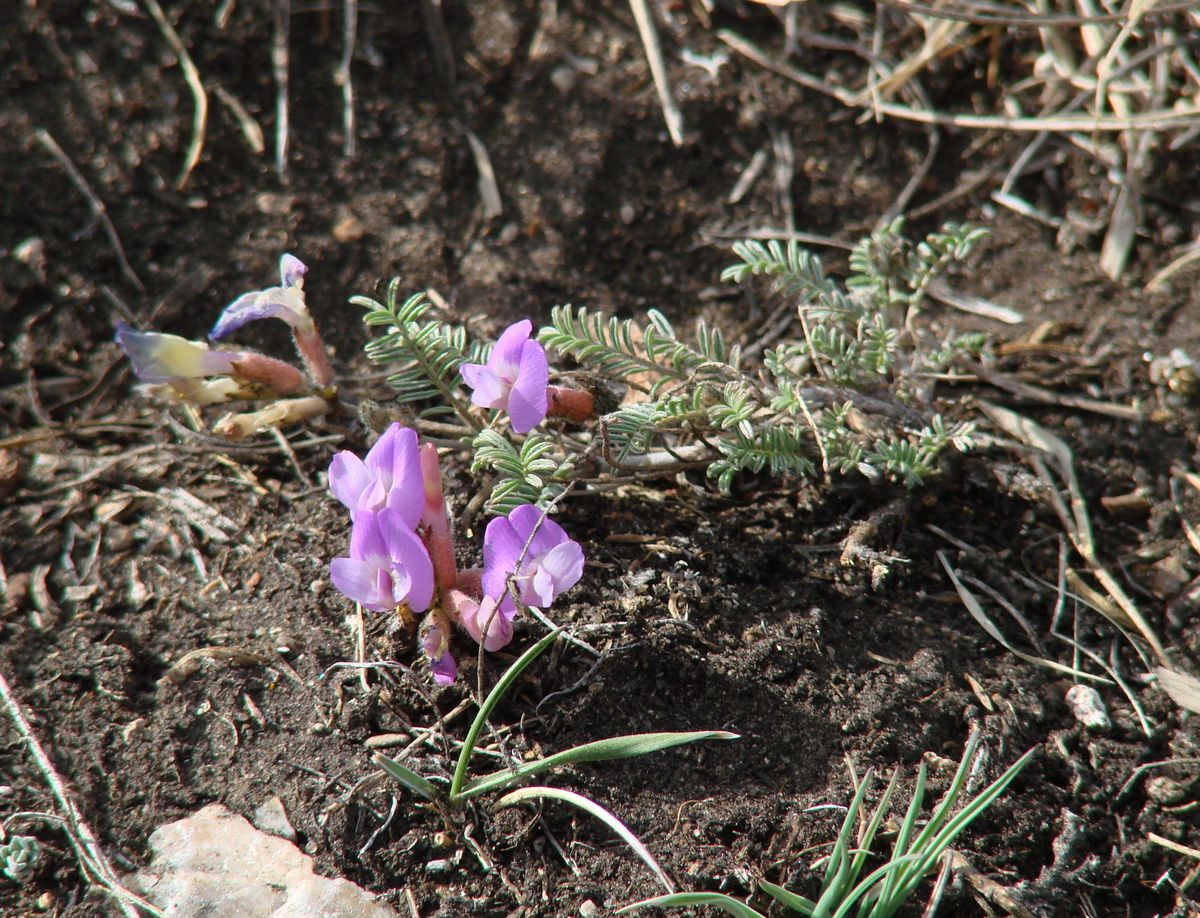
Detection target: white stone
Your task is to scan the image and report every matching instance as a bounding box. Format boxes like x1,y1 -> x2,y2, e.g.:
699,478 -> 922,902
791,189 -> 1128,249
1066,684 -> 1111,730
130,804 -> 397,918
252,796 -> 297,842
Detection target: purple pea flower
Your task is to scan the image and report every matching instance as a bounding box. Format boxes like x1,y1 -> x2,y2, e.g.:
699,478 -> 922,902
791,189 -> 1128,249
329,509 -> 435,614
460,320 -> 549,434
481,504 -> 584,611
328,423 -> 423,526
210,254 -> 335,388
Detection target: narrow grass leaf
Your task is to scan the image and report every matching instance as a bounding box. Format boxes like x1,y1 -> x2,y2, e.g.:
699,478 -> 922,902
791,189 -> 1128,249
760,879 -> 817,913
618,892 -> 766,917
373,752 -> 441,801
881,747 -> 1035,910
938,552 -> 1104,682
494,786 -> 675,894
450,629 -> 562,800
459,730 -> 738,799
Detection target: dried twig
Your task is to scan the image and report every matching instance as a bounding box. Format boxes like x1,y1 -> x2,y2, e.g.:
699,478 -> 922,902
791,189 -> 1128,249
34,129 -> 144,292
628,0 -> 685,146
336,0 -> 357,158
717,29 -> 1200,132
272,0 -> 290,175
141,0 -> 208,190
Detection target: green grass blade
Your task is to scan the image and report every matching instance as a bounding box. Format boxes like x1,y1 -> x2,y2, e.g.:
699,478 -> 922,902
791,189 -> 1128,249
814,772 -> 875,916
881,747 -> 1035,911
618,892 -> 766,917
827,854 -> 925,918
847,769 -> 900,884
449,629 -> 562,801
904,734 -> 980,856
875,763 -> 926,908
494,786 -> 675,894
760,879 -> 818,914
373,752 -> 441,802
459,731 -> 739,799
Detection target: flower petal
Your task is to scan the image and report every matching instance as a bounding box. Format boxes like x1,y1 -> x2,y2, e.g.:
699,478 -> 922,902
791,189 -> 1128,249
460,363 -> 506,409
528,540 -> 584,607
422,622 -> 457,685
510,504 -> 567,560
328,452 -> 375,513
210,286 -> 310,340
366,424 -> 423,528
280,254 -> 307,288
481,516 -> 524,600
461,595 -> 515,651
489,320 -> 533,380
348,511 -> 389,562
330,556 -> 389,611
507,341 -> 549,434
115,324 -> 237,383
376,509 -> 435,612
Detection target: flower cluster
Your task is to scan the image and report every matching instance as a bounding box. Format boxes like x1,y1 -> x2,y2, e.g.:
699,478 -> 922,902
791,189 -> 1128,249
327,422 -> 584,683
114,254 -> 335,438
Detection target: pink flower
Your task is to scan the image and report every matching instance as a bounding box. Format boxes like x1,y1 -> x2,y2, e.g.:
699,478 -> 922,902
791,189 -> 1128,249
329,509 -> 435,613
481,504 -> 584,611
328,424 -> 423,526
448,589 -> 514,652
460,320 -> 548,434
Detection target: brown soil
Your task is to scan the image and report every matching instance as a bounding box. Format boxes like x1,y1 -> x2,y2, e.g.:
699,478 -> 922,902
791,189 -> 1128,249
3,1 -> 1200,916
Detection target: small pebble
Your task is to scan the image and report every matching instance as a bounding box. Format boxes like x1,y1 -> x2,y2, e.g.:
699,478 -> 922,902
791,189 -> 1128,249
365,733 -> 410,749
425,859 -> 452,874
1066,684 -> 1111,731
252,796 -> 298,841
580,900 -> 599,917
309,579 -> 327,597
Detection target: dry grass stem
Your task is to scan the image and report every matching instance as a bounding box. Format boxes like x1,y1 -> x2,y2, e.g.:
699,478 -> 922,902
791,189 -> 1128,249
141,0 -> 208,190
34,129 -> 144,292
629,0 -> 685,146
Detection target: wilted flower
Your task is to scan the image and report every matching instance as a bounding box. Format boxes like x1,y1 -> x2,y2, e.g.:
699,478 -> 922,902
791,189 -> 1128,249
116,324 -> 239,383
459,320 -> 548,434
421,612 -> 457,685
328,423 -> 423,526
329,508 -> 435,614
209,254 -> 335,388
481,504 -> 584,611
210,254 -> 311,340
115,323 -> 305,400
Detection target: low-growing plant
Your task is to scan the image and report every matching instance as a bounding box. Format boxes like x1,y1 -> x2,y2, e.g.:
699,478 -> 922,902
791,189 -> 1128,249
374,629 -> 737,891
113,223 -> 987,684
0,833 -> 38,884
619,734 -> 1034,917
352,218 -> 983,517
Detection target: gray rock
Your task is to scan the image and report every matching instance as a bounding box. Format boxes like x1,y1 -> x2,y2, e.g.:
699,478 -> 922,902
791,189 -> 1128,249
130,803 -> 397,918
